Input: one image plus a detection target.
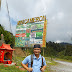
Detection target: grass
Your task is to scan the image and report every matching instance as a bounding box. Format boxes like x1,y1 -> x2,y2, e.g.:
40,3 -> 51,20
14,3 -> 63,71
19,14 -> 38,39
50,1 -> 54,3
55,57 -> 72,63
12,56 -> 25,66
0,56 -> 57,72
0,65 -> 27,72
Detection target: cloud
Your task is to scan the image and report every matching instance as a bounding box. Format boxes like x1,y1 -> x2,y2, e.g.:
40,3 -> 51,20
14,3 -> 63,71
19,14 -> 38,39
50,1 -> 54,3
0,14 -> 16,35
55,40 -> 62,43
0,0 -> 72,43
11,24 -> 16,35
67,32 -> 72,41
51,16 -> 55,20
0,15 -> 10,31
57,12 -> 64,19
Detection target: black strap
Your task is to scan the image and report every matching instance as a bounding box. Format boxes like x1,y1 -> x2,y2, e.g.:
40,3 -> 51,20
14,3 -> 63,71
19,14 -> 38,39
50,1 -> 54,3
30,54 -> 33,72
40,56 -> 44,70
31,54 -> 33,67
42,56 -> 43,66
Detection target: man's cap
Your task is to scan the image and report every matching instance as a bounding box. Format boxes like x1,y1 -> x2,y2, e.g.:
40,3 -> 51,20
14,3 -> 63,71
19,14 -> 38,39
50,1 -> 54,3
34,44 -> 41,48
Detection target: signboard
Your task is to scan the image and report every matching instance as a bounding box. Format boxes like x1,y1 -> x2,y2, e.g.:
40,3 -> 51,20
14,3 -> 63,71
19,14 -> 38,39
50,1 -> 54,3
15,16 -> 47,47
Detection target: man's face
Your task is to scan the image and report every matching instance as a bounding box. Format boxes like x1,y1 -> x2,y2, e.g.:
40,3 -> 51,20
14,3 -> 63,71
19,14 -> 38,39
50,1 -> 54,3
33,48 -> 41,55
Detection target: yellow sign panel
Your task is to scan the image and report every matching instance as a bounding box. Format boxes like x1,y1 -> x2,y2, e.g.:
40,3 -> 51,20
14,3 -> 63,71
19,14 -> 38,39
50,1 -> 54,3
17,16 -> 46,25
42,20 -> 47,47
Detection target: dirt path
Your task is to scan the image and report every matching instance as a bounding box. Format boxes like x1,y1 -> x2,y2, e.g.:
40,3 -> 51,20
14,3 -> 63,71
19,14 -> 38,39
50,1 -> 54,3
50,60 -> 72,72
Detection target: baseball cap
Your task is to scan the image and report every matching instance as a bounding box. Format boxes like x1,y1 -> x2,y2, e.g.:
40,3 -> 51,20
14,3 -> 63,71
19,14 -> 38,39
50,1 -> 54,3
34,44 -> 41,48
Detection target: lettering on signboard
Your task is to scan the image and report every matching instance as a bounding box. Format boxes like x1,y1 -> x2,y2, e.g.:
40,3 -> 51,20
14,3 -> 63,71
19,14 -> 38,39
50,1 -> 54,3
17,16 -> 46,25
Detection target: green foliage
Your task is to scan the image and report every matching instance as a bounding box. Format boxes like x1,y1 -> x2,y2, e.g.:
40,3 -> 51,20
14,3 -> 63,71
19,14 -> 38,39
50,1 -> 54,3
45,41 -> 72,61
63,56 -> 72,60
0,24 -> 15,48
58,55 -> 72,61
65,45 -> 72,56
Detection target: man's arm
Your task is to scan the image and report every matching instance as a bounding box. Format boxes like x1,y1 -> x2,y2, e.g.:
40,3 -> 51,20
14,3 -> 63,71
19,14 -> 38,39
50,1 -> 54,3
21,62 -> 29,70
21,62 -> 33,71
41,57 -> 47,72
41,65 -> 47,72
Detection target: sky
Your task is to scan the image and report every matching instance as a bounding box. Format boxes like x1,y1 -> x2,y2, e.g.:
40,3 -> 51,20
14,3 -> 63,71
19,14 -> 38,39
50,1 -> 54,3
0,0 -> 72,43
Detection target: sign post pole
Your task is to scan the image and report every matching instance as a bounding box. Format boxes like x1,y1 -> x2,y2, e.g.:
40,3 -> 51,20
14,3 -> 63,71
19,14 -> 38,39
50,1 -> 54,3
43,48 -> 44,57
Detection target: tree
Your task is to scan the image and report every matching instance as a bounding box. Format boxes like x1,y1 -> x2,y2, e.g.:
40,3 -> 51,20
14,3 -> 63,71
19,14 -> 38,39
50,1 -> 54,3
0,24 -> 15,48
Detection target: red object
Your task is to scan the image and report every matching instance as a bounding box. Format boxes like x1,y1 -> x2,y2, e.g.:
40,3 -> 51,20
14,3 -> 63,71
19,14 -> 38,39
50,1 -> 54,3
26,29 -> 31,33
0,43 -> 15,64
15,33 -> 26,37
4,65 -> 8,67
1,34 -> 3,36
16,66 -> 19,68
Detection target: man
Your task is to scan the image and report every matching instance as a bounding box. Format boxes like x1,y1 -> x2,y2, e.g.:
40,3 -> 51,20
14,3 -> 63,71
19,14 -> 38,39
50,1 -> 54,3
21,44 -> 47,72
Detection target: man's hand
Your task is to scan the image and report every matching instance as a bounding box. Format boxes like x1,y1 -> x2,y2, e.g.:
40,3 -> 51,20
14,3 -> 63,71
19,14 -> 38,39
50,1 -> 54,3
41,65 -> 47,72
27,67 -> 33,72
41,68 -> 44,72
21,63 -> 33,72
